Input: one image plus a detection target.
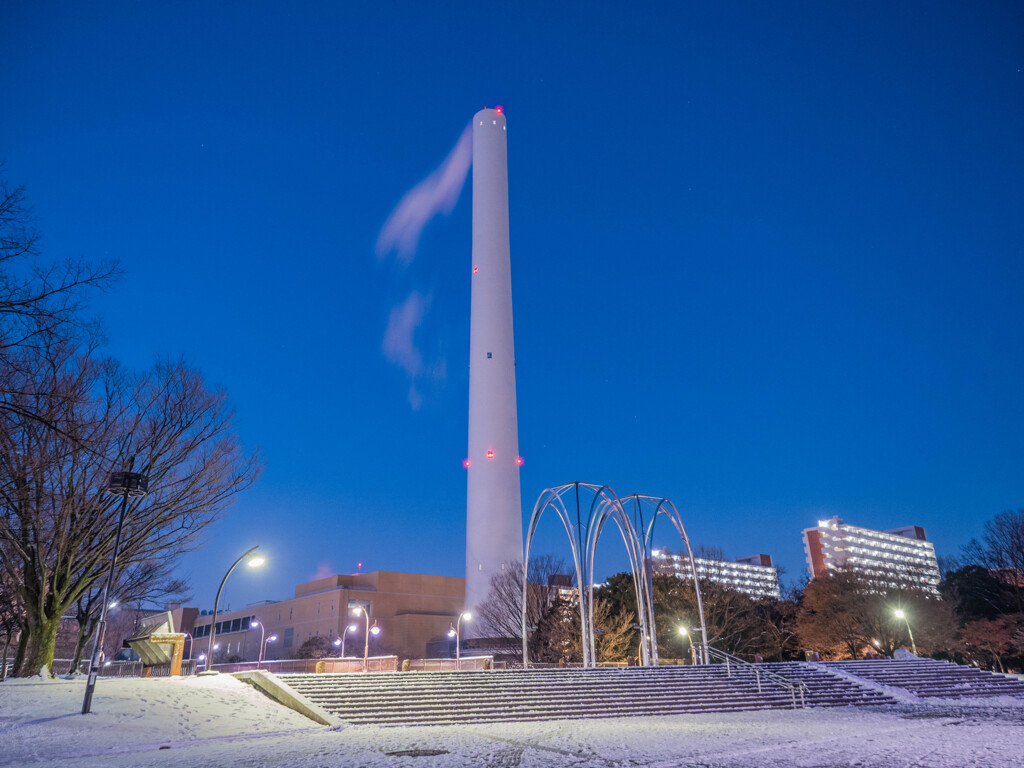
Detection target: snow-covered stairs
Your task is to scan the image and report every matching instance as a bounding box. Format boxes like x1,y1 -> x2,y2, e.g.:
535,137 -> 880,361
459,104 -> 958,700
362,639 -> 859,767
822,658 -> 1024,699
277,663 -> 893,726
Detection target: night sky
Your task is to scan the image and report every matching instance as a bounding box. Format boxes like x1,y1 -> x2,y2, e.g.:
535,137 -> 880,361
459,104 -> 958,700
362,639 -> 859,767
3,2 -> 1022,612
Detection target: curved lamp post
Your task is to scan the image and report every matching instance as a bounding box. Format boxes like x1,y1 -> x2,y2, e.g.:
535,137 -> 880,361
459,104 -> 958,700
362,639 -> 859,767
82,459 -> 148,715
332,624 -> 358,658
260,635 -> 277,668
202,546 -> 265,674
447,611 -> 472,670
894,609 -> 917,655
352,606 -> 380,671
251,618 -> 265,667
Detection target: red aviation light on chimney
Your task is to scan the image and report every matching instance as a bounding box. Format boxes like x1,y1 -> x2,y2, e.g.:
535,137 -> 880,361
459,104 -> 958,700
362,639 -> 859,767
485,450 -> 495,459
516,456 -> 524,466
463,458 -> 471,469
495,105 -> 503,113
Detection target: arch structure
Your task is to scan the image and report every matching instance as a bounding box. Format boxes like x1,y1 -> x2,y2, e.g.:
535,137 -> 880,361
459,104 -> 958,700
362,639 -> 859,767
623,494 -> 709,665
522,483 -> 708,668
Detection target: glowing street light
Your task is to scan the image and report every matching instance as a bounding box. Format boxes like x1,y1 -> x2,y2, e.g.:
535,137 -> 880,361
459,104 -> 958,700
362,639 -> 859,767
677,626 -> 696,665
202,546 -> 265,674
447,611 -> 472,670
893,608 -> 917,655
251,618 -> 266,669
261,635 -> 277,668
332,624 -> 358,658
352,606 -> 381,671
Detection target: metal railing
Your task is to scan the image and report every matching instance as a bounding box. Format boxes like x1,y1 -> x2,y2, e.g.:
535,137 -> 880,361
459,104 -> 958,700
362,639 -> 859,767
705,646 -> 807,708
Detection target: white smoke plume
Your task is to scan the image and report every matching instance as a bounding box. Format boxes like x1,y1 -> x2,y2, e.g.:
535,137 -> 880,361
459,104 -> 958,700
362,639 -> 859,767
383,290 -> 445,410
310,561 -> 335,581
382,290 -> 429,378
376,123 -> 472,263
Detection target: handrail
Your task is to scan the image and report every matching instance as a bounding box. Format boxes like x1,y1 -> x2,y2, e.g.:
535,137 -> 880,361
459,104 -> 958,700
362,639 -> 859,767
704,646 -> 807,708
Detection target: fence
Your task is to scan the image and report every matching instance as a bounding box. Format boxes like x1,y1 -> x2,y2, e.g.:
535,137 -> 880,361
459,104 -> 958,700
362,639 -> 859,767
207,655 -> 400,675
405,656 -> 495,672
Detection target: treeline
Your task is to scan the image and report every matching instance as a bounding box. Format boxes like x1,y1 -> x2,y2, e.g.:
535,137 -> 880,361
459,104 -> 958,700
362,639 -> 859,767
481,510 -> 1024,672
0,169 -> 259,677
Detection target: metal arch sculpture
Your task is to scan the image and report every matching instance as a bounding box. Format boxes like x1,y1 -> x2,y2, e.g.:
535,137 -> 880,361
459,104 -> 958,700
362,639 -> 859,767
521,483 -> 594,668
632,495 -> 709,664
583,489 -> 651,666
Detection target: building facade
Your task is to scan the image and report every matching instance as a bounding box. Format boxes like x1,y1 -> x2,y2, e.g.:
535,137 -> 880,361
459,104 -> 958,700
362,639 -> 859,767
185,571 -> 466,663
651,548 -> 781,599
802,516 -> 940,592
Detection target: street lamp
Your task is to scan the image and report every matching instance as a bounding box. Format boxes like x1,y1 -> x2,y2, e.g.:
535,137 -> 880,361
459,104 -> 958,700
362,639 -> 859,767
893,609 -> 917,656
352,606 -> 381,671
82,459 -> 149,715
261,635 -> 277,668
183,632 -> 193,661
251,618 -> 265,668
332,624 -> 358,658
447,611 -> 472,670
677,626 -> 696,665
202,546 -> 265,675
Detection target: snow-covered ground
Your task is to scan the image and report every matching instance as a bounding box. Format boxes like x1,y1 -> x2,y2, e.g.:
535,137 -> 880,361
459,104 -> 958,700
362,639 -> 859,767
2,674 -> 1023,767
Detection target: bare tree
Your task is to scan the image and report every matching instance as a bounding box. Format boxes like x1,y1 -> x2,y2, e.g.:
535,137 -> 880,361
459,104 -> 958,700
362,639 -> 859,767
475,555 -> 569,665
0,340 -> 260,677
70,560 -> 189,671
962,510 -> 1024,612
0,168 -> 117,354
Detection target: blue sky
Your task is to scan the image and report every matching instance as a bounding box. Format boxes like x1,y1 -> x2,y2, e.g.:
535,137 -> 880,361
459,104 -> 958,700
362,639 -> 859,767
3,1 -> 1022,611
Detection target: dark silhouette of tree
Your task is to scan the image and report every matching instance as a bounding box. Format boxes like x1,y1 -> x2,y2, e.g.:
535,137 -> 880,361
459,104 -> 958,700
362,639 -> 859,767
0,168 -> 117,427
962,510 -> 1024,612
941,565 -> 1017,622
0,562 -> 22,680
296,635 -> 334,659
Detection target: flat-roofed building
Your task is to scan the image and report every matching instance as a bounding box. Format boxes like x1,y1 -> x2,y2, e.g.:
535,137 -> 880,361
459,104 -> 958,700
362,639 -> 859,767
187,570 -> 465,662
802,516 -> 940,592
651,548 -> 781,599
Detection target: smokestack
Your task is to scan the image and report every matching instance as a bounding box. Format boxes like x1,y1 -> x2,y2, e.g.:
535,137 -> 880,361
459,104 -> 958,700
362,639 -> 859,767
465,106 -> 523,617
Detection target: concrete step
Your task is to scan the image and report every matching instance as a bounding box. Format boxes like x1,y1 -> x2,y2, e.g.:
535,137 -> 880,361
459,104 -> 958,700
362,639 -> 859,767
272,663 -> 893,726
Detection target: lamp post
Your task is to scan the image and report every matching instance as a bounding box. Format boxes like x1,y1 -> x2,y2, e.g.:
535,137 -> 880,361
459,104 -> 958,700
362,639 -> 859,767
894,609 -> 918,656
260,635 -> 277,669
202,546 -> 265,675
447,611 -> 472,670
352,606 -> 380,671
183,632 -> 193,661
332,624 -> 358,658
251,618 -> 265,667
82,460 -> 148,715
677,626 -> 693,664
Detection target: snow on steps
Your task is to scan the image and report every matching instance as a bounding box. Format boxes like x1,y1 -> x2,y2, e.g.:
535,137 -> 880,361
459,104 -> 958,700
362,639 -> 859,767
273,663 -> 893,727
821,658 -> 1024,700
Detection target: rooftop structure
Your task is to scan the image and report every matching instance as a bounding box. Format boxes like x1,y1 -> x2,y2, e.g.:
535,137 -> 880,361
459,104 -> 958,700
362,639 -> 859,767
652,548 -> 781,599
802,516 -> 940,592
